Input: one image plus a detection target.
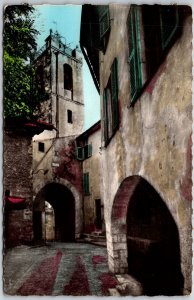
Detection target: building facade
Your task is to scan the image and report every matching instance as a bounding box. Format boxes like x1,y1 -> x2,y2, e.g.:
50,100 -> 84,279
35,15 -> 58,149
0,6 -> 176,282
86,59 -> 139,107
80,4 -> 192,295
76,121 -> 105,234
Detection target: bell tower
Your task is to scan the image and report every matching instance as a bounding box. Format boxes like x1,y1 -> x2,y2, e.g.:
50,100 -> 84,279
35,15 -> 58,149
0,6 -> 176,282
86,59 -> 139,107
34,30 -> 84,138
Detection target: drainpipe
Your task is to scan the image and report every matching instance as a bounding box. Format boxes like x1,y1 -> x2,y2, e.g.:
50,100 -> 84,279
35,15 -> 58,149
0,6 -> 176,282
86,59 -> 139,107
55,51 -> 59,137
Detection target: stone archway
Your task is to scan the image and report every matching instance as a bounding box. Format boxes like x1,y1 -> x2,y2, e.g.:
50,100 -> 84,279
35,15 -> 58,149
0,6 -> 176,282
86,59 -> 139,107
109,175 -> 183,296
33,180 -> 82,242
33,178 -> 82,240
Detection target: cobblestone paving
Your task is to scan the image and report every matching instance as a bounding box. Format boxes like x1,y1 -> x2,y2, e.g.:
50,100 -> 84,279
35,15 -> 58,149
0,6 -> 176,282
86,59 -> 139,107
3,242 -> 118,296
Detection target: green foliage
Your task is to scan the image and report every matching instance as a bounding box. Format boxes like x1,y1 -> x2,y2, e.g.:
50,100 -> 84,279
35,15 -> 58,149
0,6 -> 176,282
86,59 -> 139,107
3,4 -> 44,118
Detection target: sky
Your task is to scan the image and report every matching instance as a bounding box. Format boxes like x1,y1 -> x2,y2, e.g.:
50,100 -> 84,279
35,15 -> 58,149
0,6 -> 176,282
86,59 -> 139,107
33,5 -> 100,131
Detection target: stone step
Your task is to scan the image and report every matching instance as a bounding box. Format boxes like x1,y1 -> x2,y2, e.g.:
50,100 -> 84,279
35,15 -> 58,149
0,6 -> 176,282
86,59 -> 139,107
115,274 -> 143,296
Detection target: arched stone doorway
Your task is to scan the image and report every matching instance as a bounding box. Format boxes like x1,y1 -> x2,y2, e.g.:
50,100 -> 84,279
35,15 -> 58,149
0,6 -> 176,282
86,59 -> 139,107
33,182 -> 75,242
110,175 -> 183,296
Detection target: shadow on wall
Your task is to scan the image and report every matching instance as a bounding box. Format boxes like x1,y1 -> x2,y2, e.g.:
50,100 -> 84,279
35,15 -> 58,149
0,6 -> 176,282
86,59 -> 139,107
127,178 -> 184,296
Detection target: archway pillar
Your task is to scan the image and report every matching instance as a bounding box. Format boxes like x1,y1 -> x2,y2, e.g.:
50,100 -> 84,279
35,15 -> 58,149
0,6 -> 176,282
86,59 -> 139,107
107,219 -> 128,273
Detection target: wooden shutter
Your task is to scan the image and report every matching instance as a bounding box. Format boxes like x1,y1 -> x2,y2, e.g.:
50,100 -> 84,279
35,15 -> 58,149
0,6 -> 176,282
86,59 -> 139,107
98,6 -> 110,52
76,147 -> 84,160
103,89 -> 108,144
83,173 -> 89,195
128,6 -> 142,103
99,6 -> 110,39
160,6 -> 179,50
88,144 -> 92,157
111,58 -> 119,130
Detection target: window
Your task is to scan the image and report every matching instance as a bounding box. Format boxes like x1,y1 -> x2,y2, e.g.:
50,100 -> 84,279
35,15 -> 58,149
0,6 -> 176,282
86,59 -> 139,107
38,142 -> 45,152
103,58 -> 119,145
76,144 -> 92,160
67,109 -> 73,123
128,5 -> 179,104
97,6 -> 111,53
63,64 -> 73,99
83,173 -> 90,195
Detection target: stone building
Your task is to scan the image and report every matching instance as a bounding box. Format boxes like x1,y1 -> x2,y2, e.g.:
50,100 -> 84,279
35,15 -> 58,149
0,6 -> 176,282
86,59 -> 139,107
80,4 -> 192,295
32,31 -> 84,242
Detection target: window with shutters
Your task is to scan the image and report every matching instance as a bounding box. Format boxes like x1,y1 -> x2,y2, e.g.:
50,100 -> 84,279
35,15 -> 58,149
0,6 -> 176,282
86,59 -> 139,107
83,173 -> 90,195
103,58 -> 119,146
98,6 -> 111,53
76,144 -> 92,160
128,5 -> 179,105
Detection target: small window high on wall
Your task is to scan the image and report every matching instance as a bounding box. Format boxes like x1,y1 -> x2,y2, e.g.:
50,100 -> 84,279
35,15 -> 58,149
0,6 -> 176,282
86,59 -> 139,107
64,64 -> 73,99
38,142 -> 45,152
67,109 -> 73,123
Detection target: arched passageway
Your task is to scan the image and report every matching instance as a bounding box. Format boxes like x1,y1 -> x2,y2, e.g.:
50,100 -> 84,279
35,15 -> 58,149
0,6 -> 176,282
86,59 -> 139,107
33,183 -> 75,243
111,176 -> 183,296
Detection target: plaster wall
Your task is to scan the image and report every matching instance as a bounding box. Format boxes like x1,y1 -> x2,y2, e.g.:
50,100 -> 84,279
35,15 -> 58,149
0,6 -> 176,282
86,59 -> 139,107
100,5 -> 192,293
82,128 -> 104,232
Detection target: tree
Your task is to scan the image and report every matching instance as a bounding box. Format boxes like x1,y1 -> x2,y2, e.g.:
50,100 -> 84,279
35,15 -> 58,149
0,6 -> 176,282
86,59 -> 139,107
4,4 -> 44,118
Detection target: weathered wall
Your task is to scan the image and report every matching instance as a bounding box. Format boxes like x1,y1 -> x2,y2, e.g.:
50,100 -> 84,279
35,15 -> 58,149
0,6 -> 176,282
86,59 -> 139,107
100,5 -> 192,294
82,128 -> 104,233
4,132 -> 33,247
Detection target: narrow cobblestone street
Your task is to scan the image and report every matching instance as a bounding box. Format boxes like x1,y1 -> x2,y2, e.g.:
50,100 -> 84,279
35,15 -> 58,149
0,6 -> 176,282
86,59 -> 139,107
3,242 -> 118,296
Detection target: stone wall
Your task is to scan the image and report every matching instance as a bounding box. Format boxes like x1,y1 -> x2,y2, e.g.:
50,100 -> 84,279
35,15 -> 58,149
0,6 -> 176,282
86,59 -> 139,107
4,131 -> 33,247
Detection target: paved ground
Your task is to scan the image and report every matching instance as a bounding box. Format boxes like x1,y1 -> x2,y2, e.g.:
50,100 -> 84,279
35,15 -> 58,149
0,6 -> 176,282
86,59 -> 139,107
3,242 -> 118,296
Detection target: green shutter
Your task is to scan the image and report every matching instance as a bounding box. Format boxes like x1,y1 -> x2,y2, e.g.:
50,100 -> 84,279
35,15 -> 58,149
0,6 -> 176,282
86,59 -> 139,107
160,6 -> 179,50
76,147 -> 84,160
88,144 -> 92,157
97,5 -> 110,52
83,173 -> 89,195
128,5 -> 142,103
98,6 -> 110,39
111,58 -> 119,130
103,89 -> 108,143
